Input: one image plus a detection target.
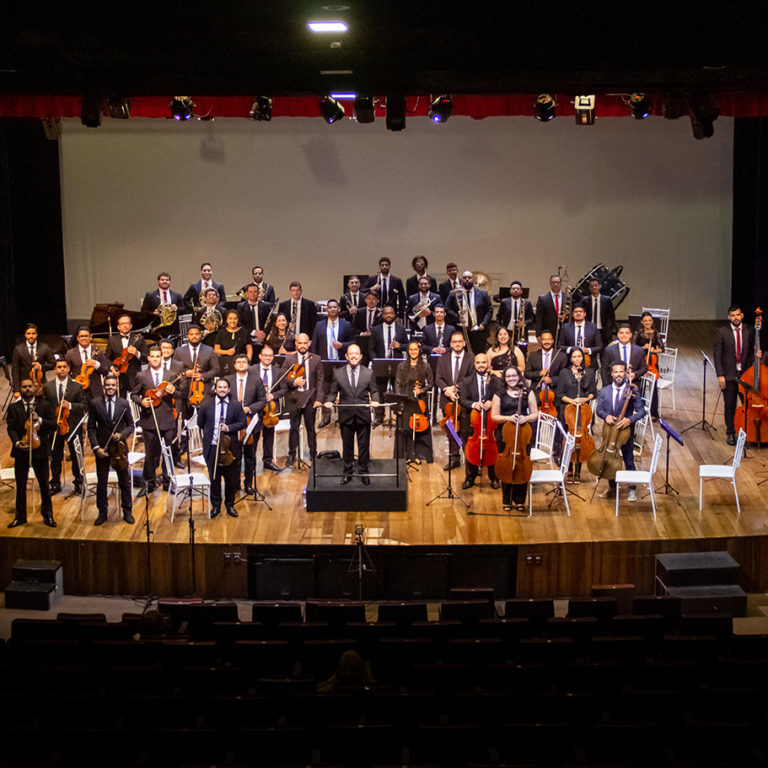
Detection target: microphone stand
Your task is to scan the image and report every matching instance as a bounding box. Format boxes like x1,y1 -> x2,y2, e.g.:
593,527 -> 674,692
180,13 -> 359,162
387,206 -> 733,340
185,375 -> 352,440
187,474 -> 197,595
681,350 -> 717,439
142,480 -> 155,610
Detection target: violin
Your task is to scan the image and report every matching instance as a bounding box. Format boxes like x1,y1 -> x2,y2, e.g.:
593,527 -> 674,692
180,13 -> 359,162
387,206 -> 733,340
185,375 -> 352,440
440,400 -> 461,430
643,333 -> 659,381
188,362 -> 205,407
587,372 -> 635,483
108,437 -> 128,471
23,404 -> 42,451
75,362 -> 97,390
145,372 -> 184,408
286,362 -> 305,381
55,398 -> 70,436
30,355 -> 44,396
262,400 -> 280,428
464,381 -> 498,468
408,380 -> 430,433
734,308 -> 768,446
113,340 -> 139,374
217,433 -> 236,467
537,348 -> 561,418
495,387 -> 533,486
564,368 -> 595,471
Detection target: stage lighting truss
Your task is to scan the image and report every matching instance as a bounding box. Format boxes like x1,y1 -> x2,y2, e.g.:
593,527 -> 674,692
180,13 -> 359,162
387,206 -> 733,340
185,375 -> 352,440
250,96 -> 273,121
170,96 -> 194,121
534,93 -> 556,121
429,95 -> 453,123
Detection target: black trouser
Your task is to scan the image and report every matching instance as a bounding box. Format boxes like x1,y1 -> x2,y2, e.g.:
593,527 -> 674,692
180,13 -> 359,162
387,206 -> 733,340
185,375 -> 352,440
287,394 -> 317,459
502,482 -> 527,505
254,425 -> 276,464
205,447 -> 239,507
723,378 -> 738,435
94,454 -> 132,517
50,427 -> 81,485
14,452 -> 52,521
466,460 -> 497,484
340,419 -> 371,475
142,426 -> 175,486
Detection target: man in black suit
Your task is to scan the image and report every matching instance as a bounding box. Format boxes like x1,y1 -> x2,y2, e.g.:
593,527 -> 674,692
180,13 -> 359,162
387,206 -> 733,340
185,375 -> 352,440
524,331 -> 565,391
237,283 -> 274,353
11,323 -> 56,396
444,270 -> 493,354
324,344 -> 380,484
279,281 -> 318,338
107,314 -> 149,394
239,265 -> 275,304
43,359 -> 86,495
371,305 -> 409,425
339,275 -> 365,322
405,255 -> 438,297
133,346 -> 179,495
353,290 -> 382,362
225,354 -> 267,493
173,325 -> 219,417
714,305 -> 761,445
435,331 -> 475,470
183,262 -> 227,309
65,326 -> 110,402
87,374 -> 135,525
364,257 -> 406,320
458,354 -> 499,489
196,378 -> 248,518
581,278 -> 616,347
311,299 -> 354,360
601,324 -> 648,386
534,274 -> 567,341
558,305 -> 602,369
7,378 -> 57,528
497,281 -> 535,356
252,345 -> 288,472
406,276 -> 441,333
421,305 -> 455,356
141,272 -> 187,337
438,262 -> 461,302
281,333 -> 324,467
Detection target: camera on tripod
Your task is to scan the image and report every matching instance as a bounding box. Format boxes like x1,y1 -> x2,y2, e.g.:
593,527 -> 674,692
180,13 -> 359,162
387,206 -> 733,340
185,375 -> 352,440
354,523 -> 364,544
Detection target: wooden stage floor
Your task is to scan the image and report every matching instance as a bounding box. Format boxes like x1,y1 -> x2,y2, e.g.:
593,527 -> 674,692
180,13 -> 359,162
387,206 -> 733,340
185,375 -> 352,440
1,320 -> 768,598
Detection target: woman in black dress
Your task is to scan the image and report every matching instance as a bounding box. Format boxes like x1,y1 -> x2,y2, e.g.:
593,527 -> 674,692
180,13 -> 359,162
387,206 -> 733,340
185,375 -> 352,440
265,313 -> 295,356
487,327 -> 525,394
394,341 -> 434,463
213,310 -> 252,376
632,311 -> 664,418
491,366 -> 539,512
557,348 -> 597,482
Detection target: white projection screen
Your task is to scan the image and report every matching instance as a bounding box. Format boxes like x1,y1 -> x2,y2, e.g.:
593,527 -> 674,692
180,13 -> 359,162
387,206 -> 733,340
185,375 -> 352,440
59,114 -> 733,322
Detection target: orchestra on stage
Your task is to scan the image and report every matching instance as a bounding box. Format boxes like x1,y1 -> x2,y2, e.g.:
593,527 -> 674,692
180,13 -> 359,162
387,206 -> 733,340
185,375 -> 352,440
5,259 -> 760,526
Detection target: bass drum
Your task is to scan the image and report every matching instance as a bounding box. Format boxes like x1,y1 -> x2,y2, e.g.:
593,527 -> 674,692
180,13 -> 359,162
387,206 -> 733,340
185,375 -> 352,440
571,263 -> 630,310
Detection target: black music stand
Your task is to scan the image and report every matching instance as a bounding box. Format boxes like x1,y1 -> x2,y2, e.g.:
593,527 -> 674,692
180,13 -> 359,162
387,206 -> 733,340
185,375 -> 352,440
655,418 -> 683,505
427,418 -> 469,509
385,392 -> 422,477
234,415 -> 272,509
681,350 -> 717,439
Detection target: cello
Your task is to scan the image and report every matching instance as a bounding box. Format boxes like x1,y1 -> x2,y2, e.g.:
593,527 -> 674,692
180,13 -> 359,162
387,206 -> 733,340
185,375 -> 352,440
563,367 -> 595,478
464,378 -> 498,470
495,385 -> 533,488
734,308 -> 768,446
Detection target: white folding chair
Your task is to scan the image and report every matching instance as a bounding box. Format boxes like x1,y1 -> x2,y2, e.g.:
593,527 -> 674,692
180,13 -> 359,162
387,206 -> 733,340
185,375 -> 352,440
638,373 -> 656,440
655,347 -> 677,411
641,307 -> 670,345
186,425 -> 208,470
129,398 -> 143,443
73,435 -> 121,521
528,433 -> 575,517
161,442 -> 211,521
632,415 -> 650,458
615,433 -> 663,518
530,412 -> 558,468
699,429 -> 747,514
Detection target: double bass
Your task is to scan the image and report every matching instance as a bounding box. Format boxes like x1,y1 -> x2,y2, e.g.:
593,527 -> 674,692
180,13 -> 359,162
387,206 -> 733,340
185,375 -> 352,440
734,308 -> 768,446
495,386 -> 533,487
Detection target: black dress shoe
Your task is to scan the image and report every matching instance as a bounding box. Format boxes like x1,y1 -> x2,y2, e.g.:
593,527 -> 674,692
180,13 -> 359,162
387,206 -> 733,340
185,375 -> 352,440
73,483 -> 83,495
285,455 -> 296,468
137,484 -> 155,498
123,512 -> 135,524
360,475 -> 370,485
490,478 -> 500,490
7,518 -> 26,528
226,506 -> 238,518
174,461 -> 186,470
462,479 -> 474,490
43,515 -> 57,528
49,482 -> 62,495
340,476 -> 352,485
443,459 -> 461,471
726,433 -> 736,446
244,484 -> 254,495
94,515 -> 108,526
210,505 -> 221,518
263,460 -> 283,473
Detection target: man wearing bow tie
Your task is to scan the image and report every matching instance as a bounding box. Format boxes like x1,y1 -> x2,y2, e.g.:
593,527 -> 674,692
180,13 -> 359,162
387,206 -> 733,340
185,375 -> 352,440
107,314 -> 149,393
88,375 -> 135,525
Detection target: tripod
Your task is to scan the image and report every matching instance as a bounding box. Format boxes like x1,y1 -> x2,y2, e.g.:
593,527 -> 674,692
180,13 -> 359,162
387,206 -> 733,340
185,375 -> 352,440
346,525 -> 384,601
427,417 -> 469,509
682,351 -> 717,439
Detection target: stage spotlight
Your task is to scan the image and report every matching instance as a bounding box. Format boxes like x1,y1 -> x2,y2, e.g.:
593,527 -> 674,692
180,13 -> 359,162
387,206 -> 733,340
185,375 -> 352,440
171,96 -> 194,121
354,96 -> 375,124
250,96 -> 273,121
80,96 -> 102,128
629,92 -> 652,119
574,94 -> 596,125
662,92 -> 687,120
688,92 -> 719,139
429,95 -> 453,123
106,97 -> 130,120
534,93 -> 556,122
386,95 -> 406,131
319,96 -> 345,123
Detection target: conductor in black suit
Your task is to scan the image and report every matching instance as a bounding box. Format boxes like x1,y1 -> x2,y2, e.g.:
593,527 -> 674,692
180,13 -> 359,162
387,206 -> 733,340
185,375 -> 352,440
196,378 -> 248,518
6,379 -> 57,528
87,374 -> 134,525
324,344 -> 380,484
601,324 -> 647,386
713,305 -> 761,445
141,272 -> 187,337
581,278 -> 616,347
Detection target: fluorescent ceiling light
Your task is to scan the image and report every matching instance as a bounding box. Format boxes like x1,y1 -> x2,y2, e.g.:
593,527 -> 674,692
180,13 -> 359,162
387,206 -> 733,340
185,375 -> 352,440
330,92 -> 356,99
308,21 -> 348,32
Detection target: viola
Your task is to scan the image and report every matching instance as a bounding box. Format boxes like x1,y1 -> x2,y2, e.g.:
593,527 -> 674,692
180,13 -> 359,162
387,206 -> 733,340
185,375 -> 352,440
440,400 -> 461,430
537,348 -> 561,418
30,359 -> 44,396
495,388 -> 533,486
75,362 -> 97,390
734,308 -> 768,446
108,438 -> 128,471
408,380 -> 430,433
188,363 -> 205,407
263,400 -> 280,428
23,404 -> 42,451
55,398 -> 70,436
217,433 -> 236,467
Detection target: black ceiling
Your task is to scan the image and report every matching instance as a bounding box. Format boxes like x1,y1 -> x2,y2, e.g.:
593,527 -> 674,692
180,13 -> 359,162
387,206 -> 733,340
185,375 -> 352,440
3,1 -> 768,98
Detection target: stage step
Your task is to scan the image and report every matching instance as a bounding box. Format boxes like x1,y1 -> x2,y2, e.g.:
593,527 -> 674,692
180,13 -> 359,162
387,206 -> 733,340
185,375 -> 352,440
4,559 -> 63,610
666,584 -> 748,616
